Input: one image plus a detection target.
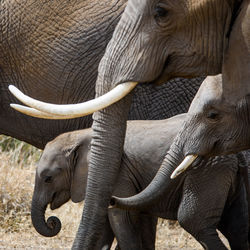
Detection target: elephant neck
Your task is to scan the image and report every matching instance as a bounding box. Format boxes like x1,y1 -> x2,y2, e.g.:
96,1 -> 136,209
222,0 -> 250,103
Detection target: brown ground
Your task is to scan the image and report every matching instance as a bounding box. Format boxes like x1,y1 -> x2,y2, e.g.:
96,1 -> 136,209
0,137 -> 229,249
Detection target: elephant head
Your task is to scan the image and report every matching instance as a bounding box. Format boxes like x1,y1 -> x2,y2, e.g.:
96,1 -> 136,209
31,129 -> 91,237
8,0 -> 243,248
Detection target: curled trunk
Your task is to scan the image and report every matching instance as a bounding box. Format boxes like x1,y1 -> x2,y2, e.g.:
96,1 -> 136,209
31,197 -> 61,237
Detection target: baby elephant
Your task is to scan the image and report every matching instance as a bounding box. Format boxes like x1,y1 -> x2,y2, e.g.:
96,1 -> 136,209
32,113 -> 249,250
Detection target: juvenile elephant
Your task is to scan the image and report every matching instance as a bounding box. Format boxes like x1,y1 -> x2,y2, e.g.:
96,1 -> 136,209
33,114 -> 249,249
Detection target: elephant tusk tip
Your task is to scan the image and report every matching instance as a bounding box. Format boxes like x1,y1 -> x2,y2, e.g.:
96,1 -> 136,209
10,103 -> 19,109
8,84 -> 14,90
170,169 -> 181,179
8,85 -> 17,94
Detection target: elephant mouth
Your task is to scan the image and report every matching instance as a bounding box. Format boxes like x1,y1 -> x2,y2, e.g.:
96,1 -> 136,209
210,139 -> 221,155
189,156 -> 204,169
50,193 -> 58,210
50,191 -> 70,210
152,56 -> 172,85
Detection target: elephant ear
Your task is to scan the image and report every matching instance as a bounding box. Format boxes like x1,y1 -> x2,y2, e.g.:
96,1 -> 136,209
69,144 -> 90,203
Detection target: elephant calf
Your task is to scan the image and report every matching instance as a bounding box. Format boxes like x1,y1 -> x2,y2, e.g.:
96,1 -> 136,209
32,113 -> 249,250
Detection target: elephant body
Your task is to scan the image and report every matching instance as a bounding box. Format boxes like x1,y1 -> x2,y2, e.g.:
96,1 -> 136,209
0,0 -> 203,149
33,114 -> 249,249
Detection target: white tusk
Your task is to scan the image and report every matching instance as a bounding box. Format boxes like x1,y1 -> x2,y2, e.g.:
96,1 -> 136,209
170,155 -> 198,179
10,104 -> 77,119
9,82 -> 138,118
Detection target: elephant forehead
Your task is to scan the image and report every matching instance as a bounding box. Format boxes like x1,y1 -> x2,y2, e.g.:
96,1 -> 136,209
188,75 -> 223,113
37,153 -> 66,175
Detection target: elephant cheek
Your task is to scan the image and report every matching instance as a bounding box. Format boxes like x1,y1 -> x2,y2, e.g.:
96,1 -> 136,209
50,191 -> 70,210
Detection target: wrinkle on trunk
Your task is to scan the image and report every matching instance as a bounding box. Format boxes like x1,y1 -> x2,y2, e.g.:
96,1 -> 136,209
111,140 -> 183,209
31,197 -> 61,237
73,94 -> 132,249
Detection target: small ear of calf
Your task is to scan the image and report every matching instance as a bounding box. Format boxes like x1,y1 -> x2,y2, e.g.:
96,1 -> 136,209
70,144 -> 89,203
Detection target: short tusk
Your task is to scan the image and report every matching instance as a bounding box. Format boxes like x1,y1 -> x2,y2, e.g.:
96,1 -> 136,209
9,82 -> 138,118
170,154 -> 198,179
10,104 -> 76,119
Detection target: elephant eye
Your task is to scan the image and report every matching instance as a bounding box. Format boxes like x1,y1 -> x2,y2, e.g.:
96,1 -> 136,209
44,176 -> 53,183
154,4 -> 168,19
207,111 -> 220,120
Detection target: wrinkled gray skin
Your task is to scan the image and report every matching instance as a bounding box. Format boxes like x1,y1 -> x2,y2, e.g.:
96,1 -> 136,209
73,0 -> 243,248
2,1 -> 207,241
113,1 -> 250,212
0,0 -> 203,149
33,114 -> 248,249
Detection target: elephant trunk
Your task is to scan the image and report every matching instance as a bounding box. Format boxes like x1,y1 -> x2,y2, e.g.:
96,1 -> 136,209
31,196 -> 61,237
111,140 -> 187,209
72,94 -> 133,249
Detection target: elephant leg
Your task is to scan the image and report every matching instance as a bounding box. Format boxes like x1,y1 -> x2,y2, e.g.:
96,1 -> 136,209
177,166 -> 232,250
195,228 -> 227,250
178,199 -> 227,249
108,208 -> 142,250
179,211 -> 227,250
96,216 -> 115,250
218,181 -> 249,250
140,213 -> 157,250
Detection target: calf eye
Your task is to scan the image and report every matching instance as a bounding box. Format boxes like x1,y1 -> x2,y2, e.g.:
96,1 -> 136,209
44,176 -> 53,183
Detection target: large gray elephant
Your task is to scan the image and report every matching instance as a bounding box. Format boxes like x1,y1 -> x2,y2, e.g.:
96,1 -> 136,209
33,114 -> 248,249
0,0 -> 204,149
112,1 -> 250,209
8,0 -> 246,248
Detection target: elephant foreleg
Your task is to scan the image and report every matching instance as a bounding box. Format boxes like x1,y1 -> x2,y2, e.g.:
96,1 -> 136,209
140,213 -> 157,250
108,208 -> 143,250
96,216 -> 115,250
196,228 -> 227,250
177,163 -> 232,250
218,181 -> 249,250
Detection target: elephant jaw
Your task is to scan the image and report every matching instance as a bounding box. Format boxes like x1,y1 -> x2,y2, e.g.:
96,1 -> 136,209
8,82 -> 138,119
170,154 -> 198,179
49,191 -> 70,210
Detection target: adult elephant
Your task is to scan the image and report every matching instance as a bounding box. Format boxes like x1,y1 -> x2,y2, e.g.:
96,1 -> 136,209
0,0 -> 202,149
8,0 -> 244,249
111,0 -> 250,209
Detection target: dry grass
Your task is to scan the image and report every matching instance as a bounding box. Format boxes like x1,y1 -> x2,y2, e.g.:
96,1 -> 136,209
0,136 -> 228,249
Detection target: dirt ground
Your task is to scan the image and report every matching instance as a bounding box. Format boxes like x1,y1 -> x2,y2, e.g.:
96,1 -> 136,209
0,139 -> 229,249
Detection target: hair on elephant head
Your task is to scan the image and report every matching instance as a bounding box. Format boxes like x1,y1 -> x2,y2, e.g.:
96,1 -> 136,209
8,0 -> 246,248
31,129 -> 91,237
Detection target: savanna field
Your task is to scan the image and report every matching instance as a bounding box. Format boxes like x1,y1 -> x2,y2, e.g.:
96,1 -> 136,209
0,135 -> 229,249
